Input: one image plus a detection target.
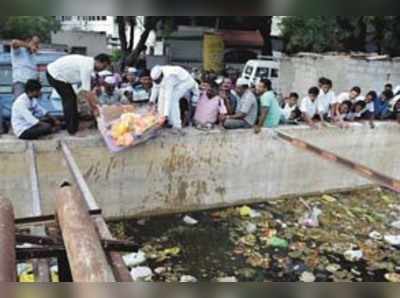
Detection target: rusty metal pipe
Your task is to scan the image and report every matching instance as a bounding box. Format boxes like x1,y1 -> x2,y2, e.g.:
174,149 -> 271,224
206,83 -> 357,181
0,196 -> 16,282
56,186 -> 116,282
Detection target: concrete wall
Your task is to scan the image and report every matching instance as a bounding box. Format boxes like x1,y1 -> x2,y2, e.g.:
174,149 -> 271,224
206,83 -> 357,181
280,54 -> 400,97
1,125 -> 388,219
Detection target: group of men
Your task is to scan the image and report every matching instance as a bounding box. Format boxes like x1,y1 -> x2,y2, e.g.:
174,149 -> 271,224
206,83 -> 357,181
3,35 -> 400,141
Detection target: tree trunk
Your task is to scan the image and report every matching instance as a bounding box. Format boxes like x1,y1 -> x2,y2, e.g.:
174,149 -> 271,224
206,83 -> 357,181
259,16 -> 273,56
126,17 -> 160,67
116,16 -> 128,71
128,17 -> 136,52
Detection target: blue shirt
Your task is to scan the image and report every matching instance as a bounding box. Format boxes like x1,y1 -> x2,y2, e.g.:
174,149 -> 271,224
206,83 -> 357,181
374,97 -> 389,117
11,47 -> 38,84
260,91 -> 282,128
11,93 -> 47,137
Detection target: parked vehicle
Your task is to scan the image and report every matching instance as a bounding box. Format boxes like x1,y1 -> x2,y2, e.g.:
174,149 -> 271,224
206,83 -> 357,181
239,56 -> 280,91
0,50 -> 66,120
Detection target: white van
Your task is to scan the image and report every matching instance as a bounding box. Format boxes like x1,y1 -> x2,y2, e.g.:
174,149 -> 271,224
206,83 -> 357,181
240,56 -> 280,91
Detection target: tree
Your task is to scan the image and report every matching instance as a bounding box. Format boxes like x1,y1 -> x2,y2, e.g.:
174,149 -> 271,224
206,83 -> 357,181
280,17 -> 338,53
0,16 -> 60,42
280,16 -> 400,56
126,16 -> 162,67
116,16 -> 136,70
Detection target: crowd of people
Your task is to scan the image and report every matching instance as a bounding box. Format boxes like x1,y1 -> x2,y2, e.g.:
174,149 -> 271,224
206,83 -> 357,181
3,35 -> 400,141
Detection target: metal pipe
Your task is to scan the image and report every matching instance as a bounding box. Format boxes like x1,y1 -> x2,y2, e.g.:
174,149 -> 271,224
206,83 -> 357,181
56,185 -> 116,282
61,141 -> 131,281
0,196 -> 16,282
26,142 -> 50,282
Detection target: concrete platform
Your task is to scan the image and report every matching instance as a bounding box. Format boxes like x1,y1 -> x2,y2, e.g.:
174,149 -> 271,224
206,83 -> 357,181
1,123 -> 398,219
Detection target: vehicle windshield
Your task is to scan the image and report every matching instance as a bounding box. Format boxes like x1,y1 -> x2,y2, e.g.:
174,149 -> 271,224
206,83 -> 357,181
256,67 -> 269,78
271,68 -> 279,78
244,66 -> 254,76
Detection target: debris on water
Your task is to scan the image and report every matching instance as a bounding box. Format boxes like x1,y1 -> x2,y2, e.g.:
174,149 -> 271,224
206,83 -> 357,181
322,195 -> 337,203
326,264 -> 341,273
110,187 -> 400,282
137,219 -> 147,226
123,250 -> 147,267
239,206 -> 252,218
384,235 -> 400,246
246,222 -> 257,234
183,215 -> 198,225
300,207 -> 322,228
267,236 -> 289,249
391,221 -> 400,230
299,271 -> 316,282
385,273 -> 400,282
369,231 -> 383,241
344,249 -> 363,262
217,276 -> 238,282
154,267 -> 166,275
130,267 -> 153,281
180,275 -> 198,282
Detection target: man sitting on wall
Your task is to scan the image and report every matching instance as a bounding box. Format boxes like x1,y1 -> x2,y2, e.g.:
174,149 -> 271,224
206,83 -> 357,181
12,80 -> 60,140
223,78 -> 258,130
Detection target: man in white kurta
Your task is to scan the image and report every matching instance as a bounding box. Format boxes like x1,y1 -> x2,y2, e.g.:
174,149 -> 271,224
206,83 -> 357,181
150,65 -> 199,128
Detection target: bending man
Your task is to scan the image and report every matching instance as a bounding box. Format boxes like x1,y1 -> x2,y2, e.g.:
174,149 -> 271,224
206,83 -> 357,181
46,54 -> 111,134
150,65 -> 199,129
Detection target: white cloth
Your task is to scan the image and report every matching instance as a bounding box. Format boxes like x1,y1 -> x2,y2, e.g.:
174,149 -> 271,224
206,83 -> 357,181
281,103 -> 297,120
47,55 -> 95,92
150,66 -> 199,128
300,96 -> 318,119
11,93 -> 47,137
11,47 -> 38,83
317,90 -> 335,114
332,92 -> 350,105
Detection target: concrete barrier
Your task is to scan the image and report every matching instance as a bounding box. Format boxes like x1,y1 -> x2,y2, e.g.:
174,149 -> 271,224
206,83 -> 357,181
1,124 -> 381,219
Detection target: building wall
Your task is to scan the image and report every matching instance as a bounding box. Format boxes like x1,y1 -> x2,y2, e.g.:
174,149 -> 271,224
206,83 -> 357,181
280,54 -> 400,97
51,31 -> 111,56
58,16 -> 118,37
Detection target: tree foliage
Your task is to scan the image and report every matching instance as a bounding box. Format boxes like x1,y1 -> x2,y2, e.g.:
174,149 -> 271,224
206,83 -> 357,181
0,16 -> 60,42
280,16 -> 400,56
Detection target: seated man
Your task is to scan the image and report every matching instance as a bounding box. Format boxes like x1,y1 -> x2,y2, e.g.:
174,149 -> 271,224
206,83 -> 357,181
12,79 -> 59,140
223,78 -> 258,130
281,92 -> 301,124
97,76 -> 122,106
254,78 -> 282,133
193,81 -> 227,129
131,70 -> 153,102
317,78 -> 335,120
299,87 -> 320,129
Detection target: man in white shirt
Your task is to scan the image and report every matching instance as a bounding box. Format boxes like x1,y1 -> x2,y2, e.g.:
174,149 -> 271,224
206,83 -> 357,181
12,80 -> 59,140
150,65 -> 200,129
46,54 -> 111,134
300,87 -> 320,129
10,36 -> 40,98
317,78 -> 335,118
331,86 -> 361,120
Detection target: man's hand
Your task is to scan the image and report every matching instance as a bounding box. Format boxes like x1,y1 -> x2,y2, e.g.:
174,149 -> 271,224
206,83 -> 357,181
254,125 -> 262,134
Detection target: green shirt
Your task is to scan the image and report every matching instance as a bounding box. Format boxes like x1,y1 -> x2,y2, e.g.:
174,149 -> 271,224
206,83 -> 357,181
260,91 -> 281,128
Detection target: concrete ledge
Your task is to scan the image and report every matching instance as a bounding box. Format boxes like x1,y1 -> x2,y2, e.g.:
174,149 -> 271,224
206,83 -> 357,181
1,122 -> 398,219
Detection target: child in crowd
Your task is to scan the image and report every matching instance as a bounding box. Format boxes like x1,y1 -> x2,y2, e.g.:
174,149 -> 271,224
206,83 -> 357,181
360,91 -> 376,128
300,87 -> 321,129
97,76 -> 123,106
331,86 -> 361,121
317,78 -> 335,120
281,92 -> 301,124
375,90 -> 393,120
193,80 -> 227,129
334,100 -> 352,128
